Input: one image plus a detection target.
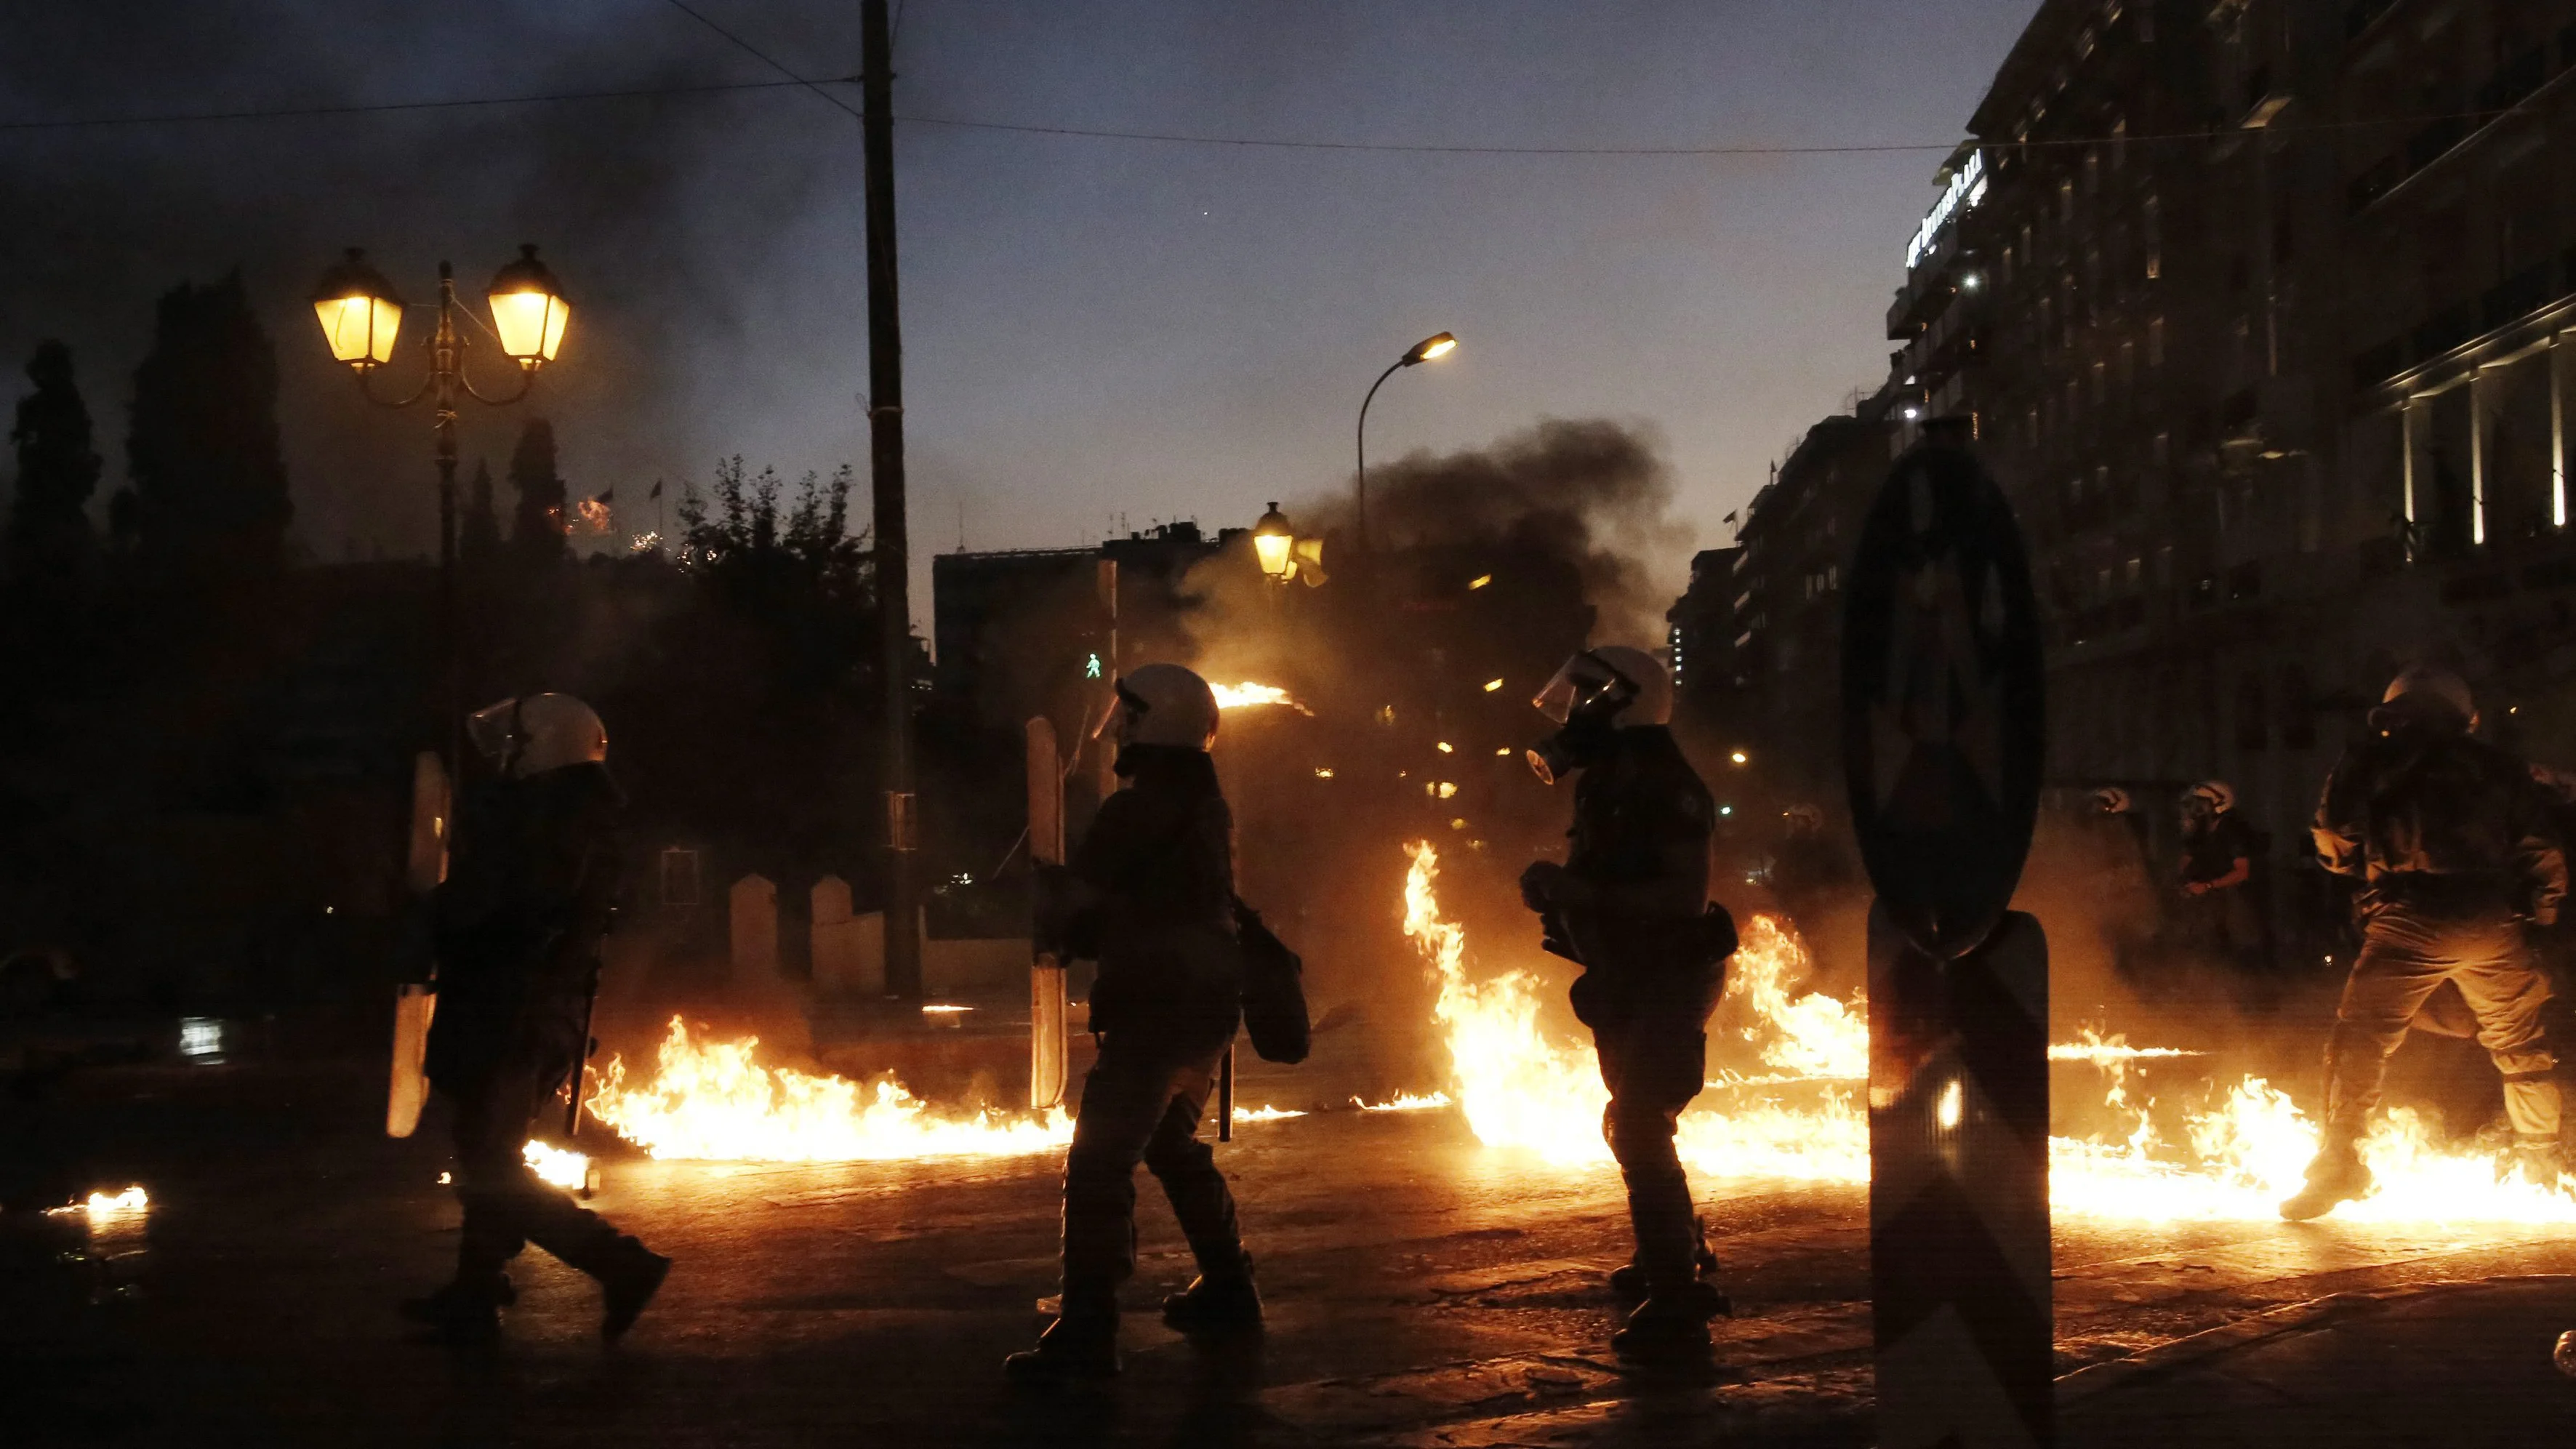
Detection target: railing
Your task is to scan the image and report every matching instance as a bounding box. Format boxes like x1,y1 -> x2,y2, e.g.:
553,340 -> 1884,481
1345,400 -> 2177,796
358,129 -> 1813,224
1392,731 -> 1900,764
2409,303 -> 2475,361
2350,337 -> 2404,390
2346,155 -> 2403,213
2405,113 -> 2470,172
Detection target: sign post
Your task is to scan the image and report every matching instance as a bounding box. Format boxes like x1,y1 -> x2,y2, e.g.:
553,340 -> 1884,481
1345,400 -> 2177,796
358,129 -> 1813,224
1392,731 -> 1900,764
1841,425 -> 2052,1448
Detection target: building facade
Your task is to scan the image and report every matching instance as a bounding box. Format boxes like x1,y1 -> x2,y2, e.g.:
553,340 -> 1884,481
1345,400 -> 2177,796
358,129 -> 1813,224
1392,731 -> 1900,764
1730,0 -> 2576,927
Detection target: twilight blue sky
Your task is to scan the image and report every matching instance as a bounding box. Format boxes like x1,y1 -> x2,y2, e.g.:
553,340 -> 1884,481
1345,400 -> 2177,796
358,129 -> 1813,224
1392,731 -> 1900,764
1,0 -> 2039,614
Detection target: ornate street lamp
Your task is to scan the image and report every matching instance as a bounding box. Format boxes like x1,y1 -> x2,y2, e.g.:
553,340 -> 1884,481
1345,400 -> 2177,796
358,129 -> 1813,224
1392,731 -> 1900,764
1253,502 -> 1296,583
1356,331 -> 1456,556
309,243 -> 574,771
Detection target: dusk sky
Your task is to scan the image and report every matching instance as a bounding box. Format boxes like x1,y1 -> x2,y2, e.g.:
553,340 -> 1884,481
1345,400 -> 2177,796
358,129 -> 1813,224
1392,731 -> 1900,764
2,0 -> 2040,618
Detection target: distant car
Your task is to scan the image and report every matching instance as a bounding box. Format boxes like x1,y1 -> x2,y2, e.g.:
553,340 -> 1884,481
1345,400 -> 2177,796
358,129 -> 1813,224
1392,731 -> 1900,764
0,945 -> 77,1017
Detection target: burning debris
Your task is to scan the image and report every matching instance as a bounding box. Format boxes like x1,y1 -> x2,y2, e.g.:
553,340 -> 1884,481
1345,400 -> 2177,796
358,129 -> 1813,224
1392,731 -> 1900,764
522,1140 -> 592,1192
1397,842 -> 2576,1222
585,1017 -> 1072,1163
46,1186 -> 149,1218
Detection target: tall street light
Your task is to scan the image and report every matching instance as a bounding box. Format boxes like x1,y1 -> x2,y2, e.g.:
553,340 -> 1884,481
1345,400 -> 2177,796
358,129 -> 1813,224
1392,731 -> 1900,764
310,244 -> 571,771
1355,331 -> 1456,558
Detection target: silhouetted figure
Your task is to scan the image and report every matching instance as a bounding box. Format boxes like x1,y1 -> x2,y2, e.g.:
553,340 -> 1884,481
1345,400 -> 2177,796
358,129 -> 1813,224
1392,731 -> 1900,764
2283,666 -> 2566,1220
1008,664 -> 1254,1386
1520,646 -> 1736,1368
407,693 -> 668,1344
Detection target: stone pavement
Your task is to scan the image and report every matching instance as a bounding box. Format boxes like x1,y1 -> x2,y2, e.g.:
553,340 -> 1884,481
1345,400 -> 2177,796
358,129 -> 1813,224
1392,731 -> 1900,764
4,1049 -> 2575,1447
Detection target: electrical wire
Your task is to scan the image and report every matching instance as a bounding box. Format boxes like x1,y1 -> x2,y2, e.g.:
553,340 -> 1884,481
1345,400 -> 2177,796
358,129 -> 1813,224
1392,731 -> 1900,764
0,76 -> 840,133
653,0 -> 864,122
0,70 -> 2530,162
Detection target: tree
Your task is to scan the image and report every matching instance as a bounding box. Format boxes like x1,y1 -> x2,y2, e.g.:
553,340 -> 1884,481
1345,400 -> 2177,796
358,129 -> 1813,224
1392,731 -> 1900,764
7,340 -> 101,587
508,418 -> 566,563
123,273 -> 291,577
459,457 -> 501,567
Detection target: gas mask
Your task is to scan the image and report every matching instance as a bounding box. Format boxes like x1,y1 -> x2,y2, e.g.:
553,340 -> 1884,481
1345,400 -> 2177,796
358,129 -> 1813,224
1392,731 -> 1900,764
1526,651 -> 1640,785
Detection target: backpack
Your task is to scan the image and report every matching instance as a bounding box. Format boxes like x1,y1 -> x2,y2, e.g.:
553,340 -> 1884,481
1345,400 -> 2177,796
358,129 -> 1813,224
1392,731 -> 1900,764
1232,897 -> 1310,1064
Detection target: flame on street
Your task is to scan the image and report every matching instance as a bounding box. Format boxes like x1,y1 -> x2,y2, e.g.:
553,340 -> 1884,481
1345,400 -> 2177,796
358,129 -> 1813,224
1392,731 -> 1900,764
48,1185 -> 148,1218
523,1140 -> 591,1190
585,1017 -> 1072,1163
1399,842 -> 2576,1221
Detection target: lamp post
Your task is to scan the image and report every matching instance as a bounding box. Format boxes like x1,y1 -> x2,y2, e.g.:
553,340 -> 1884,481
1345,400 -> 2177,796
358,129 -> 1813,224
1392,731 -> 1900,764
310,244 -> 571,771
1355,332 -> 1456,558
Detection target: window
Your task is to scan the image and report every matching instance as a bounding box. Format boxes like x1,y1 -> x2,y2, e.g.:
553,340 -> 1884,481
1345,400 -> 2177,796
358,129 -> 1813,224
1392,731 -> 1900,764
2119,338 -> 2136,388
2111,116 -> 2127,169
2153,429 -> 2170,465
2142,195 -> 2161,279
660,846 -> 703,907
2085,150 -> 2101,194
2148,316 -> 2165,366
2091,358 -> 2108,404
2060,177 -> 2076,222
2125,555 -> 2143,586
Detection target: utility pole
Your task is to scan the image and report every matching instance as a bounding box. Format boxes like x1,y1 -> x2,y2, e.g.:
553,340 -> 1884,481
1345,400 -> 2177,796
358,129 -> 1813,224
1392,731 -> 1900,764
862,0 -> 920,1001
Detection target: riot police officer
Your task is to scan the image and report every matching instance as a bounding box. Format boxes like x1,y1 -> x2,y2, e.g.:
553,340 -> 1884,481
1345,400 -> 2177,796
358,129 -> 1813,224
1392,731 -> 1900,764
2284,665 -> 2567,1220
1519,646 -> 1737,1367
1006,663 -> 1254,1384
403,694 -> 669,1344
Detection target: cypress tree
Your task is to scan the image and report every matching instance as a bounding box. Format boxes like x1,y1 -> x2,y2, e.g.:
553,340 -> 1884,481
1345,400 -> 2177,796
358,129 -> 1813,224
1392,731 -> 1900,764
7,339 -> 102,587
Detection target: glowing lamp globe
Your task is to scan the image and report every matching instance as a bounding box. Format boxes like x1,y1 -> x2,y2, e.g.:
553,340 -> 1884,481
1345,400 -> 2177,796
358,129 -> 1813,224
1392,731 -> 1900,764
486,244 -> 571,367
1253,502 -> 1295,582
310,249 -> 404,368
1404,332 -> 1458,365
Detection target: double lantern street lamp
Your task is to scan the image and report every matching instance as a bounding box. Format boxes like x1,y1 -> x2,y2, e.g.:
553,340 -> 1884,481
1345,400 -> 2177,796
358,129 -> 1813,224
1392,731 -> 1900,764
1355,331 -> 1456,558
310,244 -> 573,769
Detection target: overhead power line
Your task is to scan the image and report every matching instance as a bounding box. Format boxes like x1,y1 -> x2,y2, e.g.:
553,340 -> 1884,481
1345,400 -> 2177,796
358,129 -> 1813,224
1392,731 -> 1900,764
653,0 -> 864,123
0,73 -> 2524,160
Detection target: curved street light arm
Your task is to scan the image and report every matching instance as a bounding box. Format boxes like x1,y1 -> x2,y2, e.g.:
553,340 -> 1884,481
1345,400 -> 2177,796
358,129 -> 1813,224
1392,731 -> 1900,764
1355,358 -> 1404,558
353,357 -> 437,410
454,348 -> 537,407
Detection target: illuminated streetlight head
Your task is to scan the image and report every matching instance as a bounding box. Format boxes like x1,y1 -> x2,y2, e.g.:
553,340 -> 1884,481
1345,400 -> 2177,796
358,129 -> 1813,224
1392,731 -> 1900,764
310,249 -> 404,368
1402,331 -> 1458,366
1252,501 -> 1295,582
486,244 -> 571,368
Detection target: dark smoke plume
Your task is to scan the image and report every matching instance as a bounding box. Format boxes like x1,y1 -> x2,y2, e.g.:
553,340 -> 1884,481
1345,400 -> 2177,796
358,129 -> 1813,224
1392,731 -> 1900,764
1307,416 -> 1693,646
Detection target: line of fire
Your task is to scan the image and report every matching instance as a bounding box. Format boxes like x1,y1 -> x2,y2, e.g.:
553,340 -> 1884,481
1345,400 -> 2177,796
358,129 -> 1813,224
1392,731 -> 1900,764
6,1 -> 2576,1445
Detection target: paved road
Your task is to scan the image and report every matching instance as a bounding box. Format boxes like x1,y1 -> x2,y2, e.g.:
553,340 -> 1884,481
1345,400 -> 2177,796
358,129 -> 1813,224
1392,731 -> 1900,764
4,1055 -> 2573,1447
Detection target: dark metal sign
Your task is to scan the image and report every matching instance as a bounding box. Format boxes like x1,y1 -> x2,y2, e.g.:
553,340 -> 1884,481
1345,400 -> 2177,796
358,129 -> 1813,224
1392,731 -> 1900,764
1839,437 -> 2046,960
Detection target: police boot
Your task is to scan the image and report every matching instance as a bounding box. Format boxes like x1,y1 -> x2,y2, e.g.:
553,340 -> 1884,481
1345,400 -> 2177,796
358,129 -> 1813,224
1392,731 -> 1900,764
1161,1251 -> 1262,1335
399,1272 -> 513,1346
596,1238 -> 672,1342
1611,1295 -> 1714,1368
2501,1139 -> 2566,1191
1004,1302 -> 1120,1386
1608,1219 -> 1722,1306
2279,1140 -> 2373,1221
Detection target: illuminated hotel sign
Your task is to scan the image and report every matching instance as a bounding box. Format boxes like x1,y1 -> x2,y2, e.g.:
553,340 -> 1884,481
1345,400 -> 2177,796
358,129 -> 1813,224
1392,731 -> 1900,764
1905,149 -> 1987,270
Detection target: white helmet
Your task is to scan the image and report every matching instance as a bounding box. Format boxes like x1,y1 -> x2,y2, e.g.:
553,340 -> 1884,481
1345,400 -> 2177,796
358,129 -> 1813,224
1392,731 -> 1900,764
2093,786 -> 2132,814
1531,646 -> 1672,729
2383,664 -> 2473,724
2186,780 -> 2235,814
1104,663 -> 1219,751
467,694 -> 609,779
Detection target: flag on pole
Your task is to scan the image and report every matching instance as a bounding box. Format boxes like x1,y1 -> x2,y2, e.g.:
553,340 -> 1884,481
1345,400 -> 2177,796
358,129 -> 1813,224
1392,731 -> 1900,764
649,479 -> 662,499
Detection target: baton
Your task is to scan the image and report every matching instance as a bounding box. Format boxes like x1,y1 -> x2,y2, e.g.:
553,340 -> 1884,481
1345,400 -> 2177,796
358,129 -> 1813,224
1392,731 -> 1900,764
1217,1043 -> 1234,1143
